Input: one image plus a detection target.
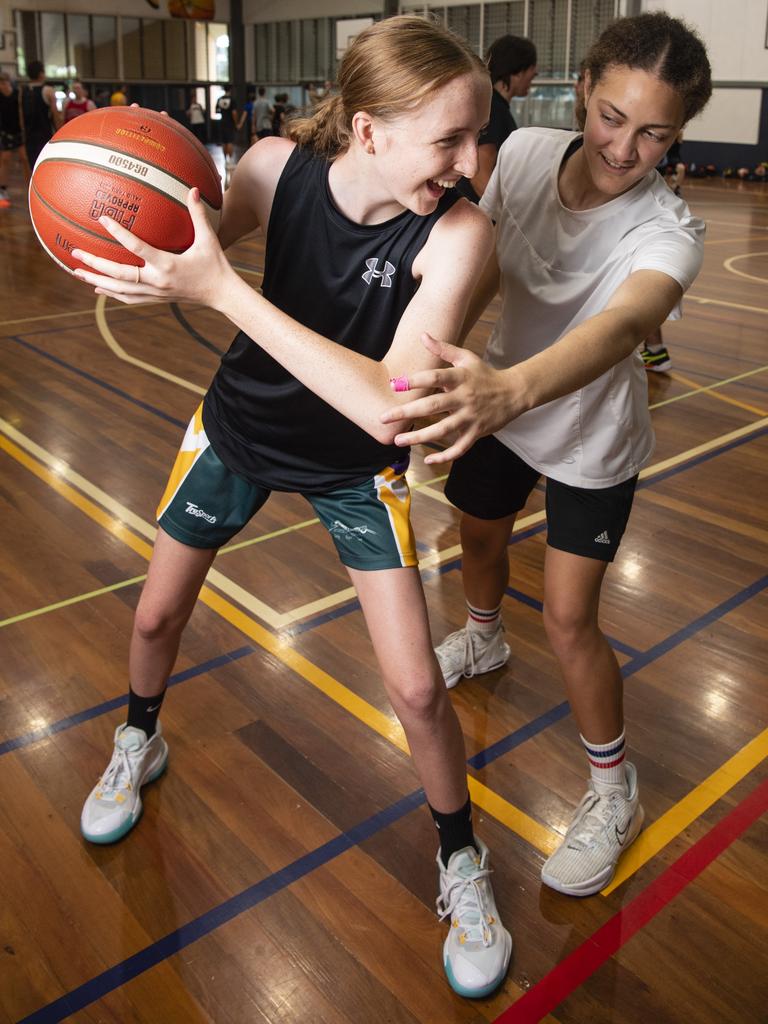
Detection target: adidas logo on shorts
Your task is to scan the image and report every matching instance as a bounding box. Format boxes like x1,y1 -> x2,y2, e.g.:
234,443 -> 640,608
594,530 -> 611,544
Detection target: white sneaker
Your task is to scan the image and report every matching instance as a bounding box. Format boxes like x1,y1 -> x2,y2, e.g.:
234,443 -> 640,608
81,723 -> 168,844
541,761 -> 645,896
435,625 -> 511,689
437,839 -> 512,998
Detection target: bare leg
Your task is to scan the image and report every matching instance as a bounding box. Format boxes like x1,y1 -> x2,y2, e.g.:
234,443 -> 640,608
644,326 -> 663,349
542,546 -> 622,742
459,512 -> 517,611
129,528 -> 217,697
348,565 -> 468,812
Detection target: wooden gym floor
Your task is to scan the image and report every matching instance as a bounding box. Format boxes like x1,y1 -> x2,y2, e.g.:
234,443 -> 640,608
0,162 -> 766,1023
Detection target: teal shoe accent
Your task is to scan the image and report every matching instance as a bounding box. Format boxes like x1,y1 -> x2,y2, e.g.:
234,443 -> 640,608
444,957 -> 506,999
81,804 -> 143,845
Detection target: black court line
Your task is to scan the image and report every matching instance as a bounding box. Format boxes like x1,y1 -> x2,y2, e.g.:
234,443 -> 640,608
168,302 -> 226,356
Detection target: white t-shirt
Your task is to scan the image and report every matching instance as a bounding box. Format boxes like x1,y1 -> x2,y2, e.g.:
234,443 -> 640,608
480,127 -> 704,488
253,97 -> 272,132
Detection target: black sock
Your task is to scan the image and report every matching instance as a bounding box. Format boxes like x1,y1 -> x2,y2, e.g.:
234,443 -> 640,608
126,687 -> 166,738
429,795 -> 478,865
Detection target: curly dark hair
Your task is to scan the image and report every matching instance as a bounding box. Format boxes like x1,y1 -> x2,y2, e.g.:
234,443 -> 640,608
486,35 -> 537,84
581,12 -> 711,127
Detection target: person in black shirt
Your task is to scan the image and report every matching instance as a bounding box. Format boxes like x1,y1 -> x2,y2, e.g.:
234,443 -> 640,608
215,83 -> 237,165
74,16 -> 513,999
20,60 -> 61,169
457,34 -> 537,203
0,71 -> 30,207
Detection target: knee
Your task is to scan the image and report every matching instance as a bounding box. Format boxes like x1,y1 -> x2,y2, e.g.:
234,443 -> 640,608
460,516 -> 509,564
389,673 -> 446,724
133,600 -> 186,643
542,599 -> 597,654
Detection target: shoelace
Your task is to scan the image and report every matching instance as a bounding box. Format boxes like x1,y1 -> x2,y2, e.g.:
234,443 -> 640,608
437,866 -> 493,946
440,629 -> 480,677
96,746 -> 133,798
566,790 -> 624,849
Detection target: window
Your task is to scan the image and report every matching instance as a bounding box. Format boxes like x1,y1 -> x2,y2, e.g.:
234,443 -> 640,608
40,12 -> 67,78
67,14 -> 92,79
91,16 -> 117,80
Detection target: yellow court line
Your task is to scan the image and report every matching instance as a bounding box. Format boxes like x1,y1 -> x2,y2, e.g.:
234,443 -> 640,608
698,218 -> 768,231
723,251 -> 768,285
0,576 -> 146,629
649,366 -> 768,411
603,727 -> 768,895
95,296 -> 207,396
6,412 -> 767,633
686,294 -> 768,316
638,416 -> 768,479
1,303 -> 151,328
0,425 -> 555,853
469,777 -> 559,856
704,236 -> 768,246
0,416 -> 283,628
668,371 -> 768,417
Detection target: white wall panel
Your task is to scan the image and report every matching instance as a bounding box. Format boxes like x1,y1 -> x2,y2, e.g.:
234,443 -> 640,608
683,87 -> 763,145
643,0 -> 768,83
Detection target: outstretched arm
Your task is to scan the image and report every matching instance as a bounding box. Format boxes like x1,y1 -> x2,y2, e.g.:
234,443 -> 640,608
71,177 -> 493,445
380,269 -> 683,463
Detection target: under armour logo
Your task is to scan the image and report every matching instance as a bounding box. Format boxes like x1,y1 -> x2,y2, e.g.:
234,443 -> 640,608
362,258 -> 395,288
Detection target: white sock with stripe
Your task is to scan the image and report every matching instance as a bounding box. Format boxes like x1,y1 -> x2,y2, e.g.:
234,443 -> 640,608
465,601 -> 502,637
580,729 -> 627,788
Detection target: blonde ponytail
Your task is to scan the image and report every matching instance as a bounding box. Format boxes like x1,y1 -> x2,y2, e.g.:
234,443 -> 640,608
287,94 -> 349,158
286,15 -> 484,159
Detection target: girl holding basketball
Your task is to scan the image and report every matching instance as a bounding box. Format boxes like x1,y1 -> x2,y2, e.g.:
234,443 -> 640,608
73,17 -> 511,998
380,13 -> 712,898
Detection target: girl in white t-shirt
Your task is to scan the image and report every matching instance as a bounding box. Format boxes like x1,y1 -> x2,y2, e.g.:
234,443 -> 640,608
382,12 -> 712,898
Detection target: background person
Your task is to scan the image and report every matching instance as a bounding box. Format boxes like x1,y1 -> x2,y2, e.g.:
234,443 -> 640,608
0,71 -> 30,207
63,80 -> 96,122
457,34 -> 537,202
252,86 -> 273,141
215,83 -> 238,165
109,84 -> 128,106
186,95 -> 206,145
20,60 -> 61,169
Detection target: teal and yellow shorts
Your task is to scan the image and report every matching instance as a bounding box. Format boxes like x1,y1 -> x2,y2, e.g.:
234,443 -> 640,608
156,405 -> 418,571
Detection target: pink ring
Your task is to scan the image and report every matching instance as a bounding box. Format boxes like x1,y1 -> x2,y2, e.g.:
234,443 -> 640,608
390,375 -> 410,393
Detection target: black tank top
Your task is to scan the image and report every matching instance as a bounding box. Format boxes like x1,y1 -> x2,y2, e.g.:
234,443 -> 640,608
22,84 -> 52,137
203,145 -> 461,492
0,88 -> 22,135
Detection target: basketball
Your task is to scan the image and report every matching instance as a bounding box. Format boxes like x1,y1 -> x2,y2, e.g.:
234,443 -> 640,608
29,106 -> 222,275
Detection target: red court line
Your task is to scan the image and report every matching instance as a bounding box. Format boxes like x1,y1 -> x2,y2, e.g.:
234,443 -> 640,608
494,777 -> 768,1024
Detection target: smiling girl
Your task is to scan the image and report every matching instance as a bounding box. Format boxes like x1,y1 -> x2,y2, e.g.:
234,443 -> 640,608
73,16 -> 513,998
381,13 -> 712,898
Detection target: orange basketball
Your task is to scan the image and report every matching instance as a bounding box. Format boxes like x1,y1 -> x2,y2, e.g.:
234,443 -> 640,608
29,106 -> 222,275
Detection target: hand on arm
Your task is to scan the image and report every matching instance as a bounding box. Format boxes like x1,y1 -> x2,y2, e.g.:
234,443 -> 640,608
381,268 -> 683,464
218,200 -> 495,444
70,169 -> 494,447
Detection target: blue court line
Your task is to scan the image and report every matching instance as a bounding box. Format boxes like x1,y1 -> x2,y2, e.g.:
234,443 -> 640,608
1,416 -> 763,762
637,423 -> 768,488
466,572 -> 768,770
16,789 -> 427,1024
16,570 -> 768,1024
0,647 -> 254,758
7,336 -> 186,430
0,306 -> 180,341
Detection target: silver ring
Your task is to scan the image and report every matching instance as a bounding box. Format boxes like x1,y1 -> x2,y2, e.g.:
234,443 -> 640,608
134,265 -> 141,285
